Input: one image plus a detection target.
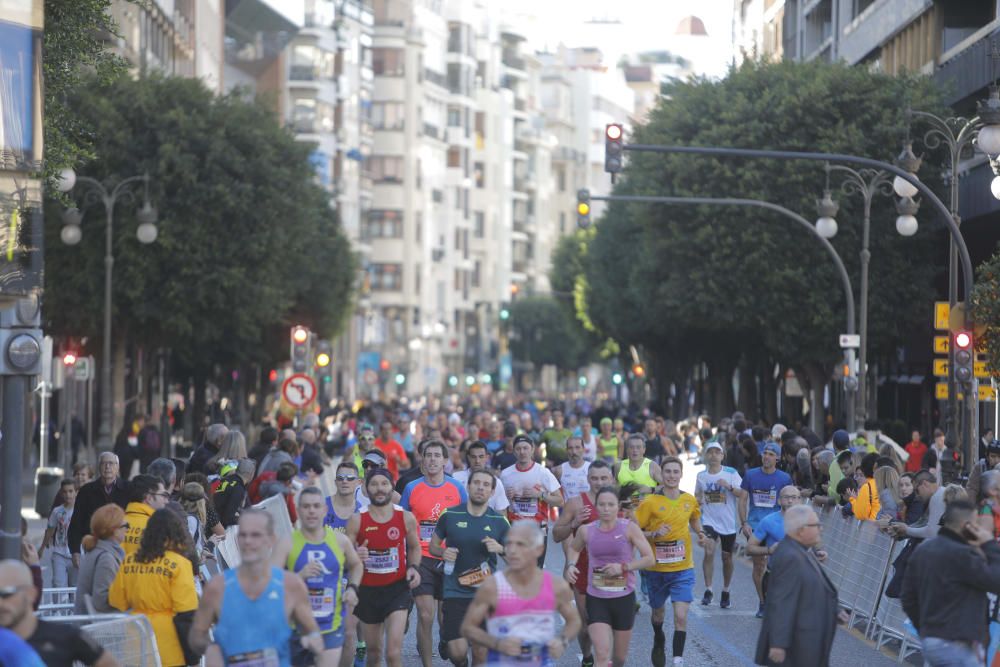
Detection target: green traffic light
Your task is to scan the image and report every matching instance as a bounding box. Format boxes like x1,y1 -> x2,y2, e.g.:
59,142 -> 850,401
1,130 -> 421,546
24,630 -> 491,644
448,375 -> 459,387
394,373 -> 406,385
482,373 -> 492,384
578,376 -> 587,387
612,373 -> 623,385
465,375 -> 475,386
500,309 -> 510,320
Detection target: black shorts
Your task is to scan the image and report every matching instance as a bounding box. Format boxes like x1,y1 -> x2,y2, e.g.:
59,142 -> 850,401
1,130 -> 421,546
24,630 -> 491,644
441,597 -> 474,642
585,592 -> 637,631
354,579 -> 412,625
703,525 -> 737,553
414,558 -> 444,600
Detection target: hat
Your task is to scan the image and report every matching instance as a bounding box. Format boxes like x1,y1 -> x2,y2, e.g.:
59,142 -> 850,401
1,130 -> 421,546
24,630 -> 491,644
832,429 -> 851,450
358,423 -> 375,435
512,434 -> 535,447
762,442 -> 781,456
704,441 -> 724,453
181,482 -> 206,502
365,468 -> 393,486
362,451 -> 387,466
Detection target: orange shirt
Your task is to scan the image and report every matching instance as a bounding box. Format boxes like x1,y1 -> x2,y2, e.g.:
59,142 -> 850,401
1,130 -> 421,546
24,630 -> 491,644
374,438 -> 408,480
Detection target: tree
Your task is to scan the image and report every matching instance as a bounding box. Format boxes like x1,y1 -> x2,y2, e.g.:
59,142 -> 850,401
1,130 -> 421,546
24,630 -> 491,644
582,59 -> 945,423
507,295 -> 592,373
971,250 -> 1000,375
43,74 -> 356,405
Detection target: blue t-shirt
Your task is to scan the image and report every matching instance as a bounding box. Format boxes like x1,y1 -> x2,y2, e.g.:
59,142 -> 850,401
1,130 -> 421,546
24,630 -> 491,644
0,627 -> 44,667
485,439 -> 504,454
753,510 -> 785,547
741,467 -> 793,526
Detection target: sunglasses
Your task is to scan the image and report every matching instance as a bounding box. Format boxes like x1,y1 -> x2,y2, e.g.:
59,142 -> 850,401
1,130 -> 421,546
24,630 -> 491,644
336,475 -> 358,481
0,585 -> 26,600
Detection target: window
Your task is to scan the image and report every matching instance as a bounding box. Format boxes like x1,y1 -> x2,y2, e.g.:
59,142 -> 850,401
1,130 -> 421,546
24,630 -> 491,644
447,105 -> 462,127
371,102 -> 405,130
474,162 -> 484,188
291,97 -> 335,134
447,146 -> 462,168
474,111 -> 486,142
557,168 -> 566,192
472,260 -> 481,287
373,0 -> 407,26
369,156 -> 404,183
559,211 -> 566,234
416,211 -> 423,242
373,48 -> 405,76
365,210 -> 404,238
370,264 -> 402,291
474,211 -> 484,238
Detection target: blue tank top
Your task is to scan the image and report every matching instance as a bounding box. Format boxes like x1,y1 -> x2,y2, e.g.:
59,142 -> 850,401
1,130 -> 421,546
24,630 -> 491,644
215,567 -> 292,667
324,496 -> 360,532
287,528 -> 345,633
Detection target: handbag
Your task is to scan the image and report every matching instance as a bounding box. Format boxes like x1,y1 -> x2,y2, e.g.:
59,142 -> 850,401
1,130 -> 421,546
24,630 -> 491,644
173,609 -> 201,666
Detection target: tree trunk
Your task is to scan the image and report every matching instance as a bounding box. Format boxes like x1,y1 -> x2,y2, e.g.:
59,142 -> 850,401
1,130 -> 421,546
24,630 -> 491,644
192,373 -> 207,444
707,357 -> 736,421
737,355 -> 755,421
761,358 -> 779,425
797,362 -> 830,436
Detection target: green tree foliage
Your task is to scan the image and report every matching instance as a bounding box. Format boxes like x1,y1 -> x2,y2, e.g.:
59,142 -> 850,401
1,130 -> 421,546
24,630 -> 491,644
508,295 -> 592,371
971,249 -> 1000,375
43,74 -> 356,371
583,59 -> 945,411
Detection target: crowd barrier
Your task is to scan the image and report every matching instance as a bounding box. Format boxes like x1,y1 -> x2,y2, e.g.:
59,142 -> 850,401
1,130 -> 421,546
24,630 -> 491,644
47,612 -> 163,667
816,505 -> 921,662
38,587 -> 76,617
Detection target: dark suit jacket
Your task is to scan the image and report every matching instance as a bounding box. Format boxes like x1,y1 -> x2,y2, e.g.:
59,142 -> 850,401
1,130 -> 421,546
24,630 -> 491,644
755,536 -> 839,666
67,478 -> 130,555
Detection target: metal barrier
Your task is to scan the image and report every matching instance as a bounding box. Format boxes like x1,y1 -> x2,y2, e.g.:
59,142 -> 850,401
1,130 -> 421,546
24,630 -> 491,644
45,613 -> 162,667
38,587 -> 76,617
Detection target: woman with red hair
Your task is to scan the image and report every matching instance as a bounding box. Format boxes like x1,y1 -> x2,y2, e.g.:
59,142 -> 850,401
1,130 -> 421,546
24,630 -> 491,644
74,503 -> 128,613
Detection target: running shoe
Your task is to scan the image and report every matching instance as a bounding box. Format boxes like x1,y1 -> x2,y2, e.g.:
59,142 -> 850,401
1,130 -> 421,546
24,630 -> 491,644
581,656 -> 595,667
673,658 -> 684,666
354,640 -> 367,667
652,631 -> 667,667
439,639 -> 450,660
756,603 -> 765,618
700,590 -> 713,606
720,591 -> 731,609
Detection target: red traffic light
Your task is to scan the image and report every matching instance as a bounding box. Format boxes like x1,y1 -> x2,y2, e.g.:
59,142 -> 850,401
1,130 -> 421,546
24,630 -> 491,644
606,124 -> 622,140
62,353 -> 77,366
292,327 -> 309,344
268,369 -> 278,383
955,331 -> 973,349
379,359 -> 391,371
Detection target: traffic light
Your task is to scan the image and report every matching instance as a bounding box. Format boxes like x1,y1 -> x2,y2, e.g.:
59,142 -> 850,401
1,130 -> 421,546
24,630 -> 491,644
62,352 -> 78,367
954,330 -> 974,384
448,375 -> 459,388
290,326 -> 311,373
632,363 -> 645,378
315,340 -> 333,390
605,123 -> 624,173
379,358 -> 391,371
394,373 -> 406,386
577,189 -> 591,229
612,372 -> 623,385
499,304 -> 510,321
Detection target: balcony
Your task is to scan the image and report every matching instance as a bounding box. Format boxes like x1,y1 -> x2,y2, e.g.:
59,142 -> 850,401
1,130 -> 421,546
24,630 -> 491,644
936,24 -> 1000,106
502,50 -> 526,71
424,68 -> 448,89
224,0 -> 301,76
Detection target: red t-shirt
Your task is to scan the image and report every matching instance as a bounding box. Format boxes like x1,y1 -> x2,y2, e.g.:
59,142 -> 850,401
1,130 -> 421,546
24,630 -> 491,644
375,438 -> 408,480
904,441 -> 927,473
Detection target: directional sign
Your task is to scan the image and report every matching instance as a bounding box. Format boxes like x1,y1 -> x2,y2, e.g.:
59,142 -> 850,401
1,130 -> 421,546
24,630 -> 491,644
933,358 -> 990,379
934,302 -> 950,330
935,383 -> 996,401
282,373 -> 317,408
839,334 -> 860,348
933,336 -> 949,355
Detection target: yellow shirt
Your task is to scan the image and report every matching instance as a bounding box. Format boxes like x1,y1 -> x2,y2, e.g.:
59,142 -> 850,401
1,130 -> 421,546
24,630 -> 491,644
122,502 -> 154,557
109,549 -> 199,667
635,492 -> 701,573
853,477 -> 881,521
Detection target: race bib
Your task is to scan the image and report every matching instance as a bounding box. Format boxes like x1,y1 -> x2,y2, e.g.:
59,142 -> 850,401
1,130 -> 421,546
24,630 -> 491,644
226,649 -> 280,667
752,488 -> 777,508
457,563 -> 491,588
366,547 -> 400,575
513,496 -> 539,517
654,540 -> 685,564
308,585 -> 335,620
592,568 -> 627,592
419,521 -> 436,542
705,490 -> 726,504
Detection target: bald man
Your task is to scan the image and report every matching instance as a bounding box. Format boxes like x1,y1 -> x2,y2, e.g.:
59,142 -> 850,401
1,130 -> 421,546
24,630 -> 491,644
0,560 -> 118,667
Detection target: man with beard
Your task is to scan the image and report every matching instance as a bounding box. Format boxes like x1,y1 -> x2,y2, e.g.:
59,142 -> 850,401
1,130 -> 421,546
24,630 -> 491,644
347,469 -> 422,667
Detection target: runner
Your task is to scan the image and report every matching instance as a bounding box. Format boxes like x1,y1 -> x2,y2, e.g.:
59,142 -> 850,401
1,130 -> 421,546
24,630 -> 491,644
615,434 -> 662,496
460,521 -> 581,666
693,441 -> 745,608
635,456 -> 707,667
540,410 -> 573,467
325,462 -> 363,531
577,416 -> 598,462
739,442 -> 793,618
597,418 -> 621,465
430,469 -> 510,667
566,487 -> 654,667
553,436 -> 591,501
451,441 -> 510,512
273,487 -> 364,666
346,469 -> 422,667
552,459 -> 615,667
399,440 -> 468,667
499,436 -> 563,567
190,508 -> 328,667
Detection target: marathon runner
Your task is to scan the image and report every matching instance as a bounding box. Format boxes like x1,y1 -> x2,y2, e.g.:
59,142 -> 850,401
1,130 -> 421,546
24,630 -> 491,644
430,469 -> 510,667
460,521 -> 581,666
694,441 -> 745,608
739,442 -> 793,618
346,469 -> 422,667
616,434 -> 662,496
325,461 -> 363,531
190,508 -> 328,667
597,418 -> 621,464
499,435 -> 563,567
399,440 -> 467,667
552,459 -> 615,667
746,485 -> 810,616
540,410 -> 573,467
635,456 -> 706,667
566,486 -> 654,667
553,436 -> 591,501
451,440 -> 510,512
273,487 -> 364,666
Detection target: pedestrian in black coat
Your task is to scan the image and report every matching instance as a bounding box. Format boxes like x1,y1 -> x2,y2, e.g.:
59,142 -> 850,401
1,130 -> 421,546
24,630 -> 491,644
67,452 -> 130,562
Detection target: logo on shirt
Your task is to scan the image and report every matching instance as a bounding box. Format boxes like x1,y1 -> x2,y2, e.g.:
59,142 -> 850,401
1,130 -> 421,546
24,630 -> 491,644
483,526 -> 492,532
457,521 -> 468,528
387,526 -> 401,541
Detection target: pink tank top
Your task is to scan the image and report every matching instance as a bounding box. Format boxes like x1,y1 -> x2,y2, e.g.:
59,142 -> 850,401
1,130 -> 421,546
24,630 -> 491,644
586,519 -> 635,598
487,571 -> 557,659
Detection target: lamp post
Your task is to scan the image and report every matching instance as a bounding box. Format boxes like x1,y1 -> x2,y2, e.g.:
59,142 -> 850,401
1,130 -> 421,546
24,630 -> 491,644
815,163 -> 916,429
57,169 -> 158,452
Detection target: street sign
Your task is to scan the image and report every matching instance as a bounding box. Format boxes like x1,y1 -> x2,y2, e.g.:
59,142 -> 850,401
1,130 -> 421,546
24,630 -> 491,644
933,358 -> 990,379
935,383 -> 997,401
933,335 -> 949,355
363,369 -> 378,385
934,302 -> 950,330
281,373 -> 317,408
73,356 -> 92,381
839,334 -> 860,348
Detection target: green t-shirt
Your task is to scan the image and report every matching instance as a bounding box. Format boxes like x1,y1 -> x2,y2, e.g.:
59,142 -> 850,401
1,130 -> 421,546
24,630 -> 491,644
541,428 -> 573,463
434,506 -> 510,598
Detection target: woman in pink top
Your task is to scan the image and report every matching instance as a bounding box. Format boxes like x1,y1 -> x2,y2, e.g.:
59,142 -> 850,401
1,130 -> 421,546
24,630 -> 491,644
566,487 -> 654,667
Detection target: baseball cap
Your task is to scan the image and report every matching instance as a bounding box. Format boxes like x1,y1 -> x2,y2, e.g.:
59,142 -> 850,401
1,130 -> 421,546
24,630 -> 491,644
762,442 -> 781,456
704,441 -> 724,453
512,434 -> 534,447
362,451 -> 387,466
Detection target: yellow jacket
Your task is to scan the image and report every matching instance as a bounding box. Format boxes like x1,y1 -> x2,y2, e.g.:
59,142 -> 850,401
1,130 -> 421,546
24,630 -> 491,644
122,502 -> 154,557
852,477 -> 881,521
109,549 -> 199,667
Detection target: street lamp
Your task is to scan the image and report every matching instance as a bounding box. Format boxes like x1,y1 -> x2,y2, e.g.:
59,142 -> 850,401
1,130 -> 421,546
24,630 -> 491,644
815,162 -> 915,428
59,169 -> 158,451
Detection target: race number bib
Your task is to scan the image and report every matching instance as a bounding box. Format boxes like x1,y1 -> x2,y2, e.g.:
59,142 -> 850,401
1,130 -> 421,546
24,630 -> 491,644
654,540 -> 685,565
752,488 -> 777,508
705,489 -> 726,504
226,649 -> 280,667
513,496 -> 539,517
457,563 -> 491,588
366,547 -> 400,574
307,585 -> 335,620
419,521 -> 436,542
592,568 -> 627,592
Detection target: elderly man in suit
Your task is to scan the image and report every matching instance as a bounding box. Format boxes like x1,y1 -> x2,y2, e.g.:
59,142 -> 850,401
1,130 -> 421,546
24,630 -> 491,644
754,505 -> 845,666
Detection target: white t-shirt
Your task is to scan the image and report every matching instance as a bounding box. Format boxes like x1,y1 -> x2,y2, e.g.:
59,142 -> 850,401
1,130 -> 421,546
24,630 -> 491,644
581,435 -> 598,462
557,461 -> 590,501
695,466 -> 743,535
499,462 -> 561,523
452,469 -> 510,512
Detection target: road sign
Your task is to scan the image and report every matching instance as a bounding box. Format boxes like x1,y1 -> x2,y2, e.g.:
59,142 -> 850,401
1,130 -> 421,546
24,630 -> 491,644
935,383 -> 997,401
73,356 -> 92,381
363,369 -> 377,385
934,302 -> 950,330
933,335 -> 949,355
933,358 -> 990,379
839,334 -> 860,348
281,373 -> 317,408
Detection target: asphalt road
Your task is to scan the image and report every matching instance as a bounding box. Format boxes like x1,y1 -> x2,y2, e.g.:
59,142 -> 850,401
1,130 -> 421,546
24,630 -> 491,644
396,459 -> 908,667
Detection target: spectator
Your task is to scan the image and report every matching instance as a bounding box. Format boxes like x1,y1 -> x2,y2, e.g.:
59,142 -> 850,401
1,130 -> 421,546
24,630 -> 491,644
827,430 -> 852,497
874,466 -> 902,522
73,462 -> 94,488
207,430 -> 247,475
68,452 -> 130,567
247,426 -> 278,470
123,474 -> 171,557
298,428 -> 326,481
977,470 -> 1000,540
943,484 -> 969,506
17,518 -> 42,611
74,504 -> 127,614
253,461 -> 299,524
967,440 -> 1000,504
213,458 -> 255,528
888,470 -> 946,541
184,472 -> 225,542
187,423 -> 229,475
41,478 -> 78,587
147,457 -> 187,521
180,482 -> 208,556
904,430 -> 928,474
898,472 -> 925,525
259,437 -> 297,475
